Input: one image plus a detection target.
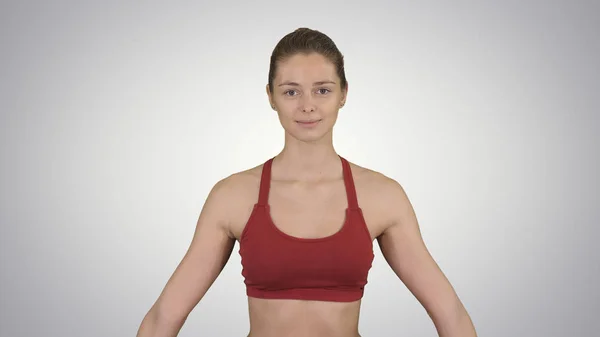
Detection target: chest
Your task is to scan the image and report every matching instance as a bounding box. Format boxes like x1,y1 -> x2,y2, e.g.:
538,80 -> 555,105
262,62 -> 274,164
267,180 -> 349,240
229,178 -> 389,241
238,203 -> 375,294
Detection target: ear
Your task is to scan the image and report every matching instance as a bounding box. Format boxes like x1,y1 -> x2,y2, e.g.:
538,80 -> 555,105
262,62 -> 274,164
266,84 -> 276,110
340,81 -> 349,107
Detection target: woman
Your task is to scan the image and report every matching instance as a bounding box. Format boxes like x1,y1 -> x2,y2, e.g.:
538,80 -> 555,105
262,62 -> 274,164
136,28 -> 477,337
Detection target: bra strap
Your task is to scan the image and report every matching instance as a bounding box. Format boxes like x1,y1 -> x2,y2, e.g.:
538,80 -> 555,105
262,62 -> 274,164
257,157 -> 273,206
340,156 -> 359,210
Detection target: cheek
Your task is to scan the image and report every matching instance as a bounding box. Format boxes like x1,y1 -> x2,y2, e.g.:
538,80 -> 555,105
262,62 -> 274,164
324,98 -> 341,108
275,110 -> 296,126
318,98 -> 342,113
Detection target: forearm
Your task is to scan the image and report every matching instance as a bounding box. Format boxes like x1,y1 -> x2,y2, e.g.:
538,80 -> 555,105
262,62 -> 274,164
136,307 -> 186,337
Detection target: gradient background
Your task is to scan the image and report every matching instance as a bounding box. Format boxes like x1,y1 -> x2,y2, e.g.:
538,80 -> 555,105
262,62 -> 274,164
1,1 -> 598,336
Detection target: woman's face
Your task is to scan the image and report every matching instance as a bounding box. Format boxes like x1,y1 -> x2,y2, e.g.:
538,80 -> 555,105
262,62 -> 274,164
267,52 -> 347,143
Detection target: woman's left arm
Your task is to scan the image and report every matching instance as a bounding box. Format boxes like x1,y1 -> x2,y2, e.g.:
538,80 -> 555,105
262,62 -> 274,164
377,180 -> 477,337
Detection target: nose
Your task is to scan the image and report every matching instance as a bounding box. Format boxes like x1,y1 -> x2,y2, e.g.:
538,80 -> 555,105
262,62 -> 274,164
302,105 -> 315,113
299,96 -> 316,113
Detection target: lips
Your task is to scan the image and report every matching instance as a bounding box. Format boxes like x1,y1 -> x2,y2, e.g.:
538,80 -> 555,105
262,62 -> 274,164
296,119 -> 321,124
295,119 -> 322,128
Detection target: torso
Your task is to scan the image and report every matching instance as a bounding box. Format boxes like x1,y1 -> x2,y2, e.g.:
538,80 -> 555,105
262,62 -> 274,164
222,157 -> 395,337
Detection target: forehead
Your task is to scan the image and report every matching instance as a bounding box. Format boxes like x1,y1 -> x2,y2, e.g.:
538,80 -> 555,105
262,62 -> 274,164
275,53 -> 338,84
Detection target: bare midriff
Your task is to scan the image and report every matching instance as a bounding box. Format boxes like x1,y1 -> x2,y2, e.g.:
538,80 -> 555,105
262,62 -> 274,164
246,297 -> 362,337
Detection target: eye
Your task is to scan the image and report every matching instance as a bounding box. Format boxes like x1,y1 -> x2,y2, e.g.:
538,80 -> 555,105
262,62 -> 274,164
284,90 -> 298,96
317,88 -> 331,95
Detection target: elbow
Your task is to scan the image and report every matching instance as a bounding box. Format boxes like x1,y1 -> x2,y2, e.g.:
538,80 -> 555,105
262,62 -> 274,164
152,302 -> 189,326
137,306 -> 185,337
143,301 -> 189,331
429,299 -> 477,337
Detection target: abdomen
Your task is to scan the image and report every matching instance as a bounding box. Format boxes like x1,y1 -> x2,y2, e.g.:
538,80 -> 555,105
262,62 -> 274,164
247,297 -> 362,337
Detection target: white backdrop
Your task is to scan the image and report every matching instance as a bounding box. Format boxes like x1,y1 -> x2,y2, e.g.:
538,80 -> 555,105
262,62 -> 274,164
1,1 -> 598,336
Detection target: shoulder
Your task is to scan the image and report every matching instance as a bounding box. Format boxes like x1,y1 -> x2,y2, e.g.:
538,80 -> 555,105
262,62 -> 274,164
211,165 -> 262,198
346,160 -> 414,236
347,160 -> 407,200
207,162 -> 265,208
203,161 -> 266,238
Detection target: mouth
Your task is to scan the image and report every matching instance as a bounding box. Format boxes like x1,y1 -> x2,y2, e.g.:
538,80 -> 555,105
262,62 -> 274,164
296,119 -> 322,124
295,119 -> 322,128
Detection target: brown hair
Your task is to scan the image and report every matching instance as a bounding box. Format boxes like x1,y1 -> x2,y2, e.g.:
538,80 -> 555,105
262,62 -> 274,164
268,28 -> 347,93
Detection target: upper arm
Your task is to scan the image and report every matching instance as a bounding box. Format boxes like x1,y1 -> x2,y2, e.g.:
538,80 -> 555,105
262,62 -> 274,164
151,177 -> 237,323
377,179 -> 463,323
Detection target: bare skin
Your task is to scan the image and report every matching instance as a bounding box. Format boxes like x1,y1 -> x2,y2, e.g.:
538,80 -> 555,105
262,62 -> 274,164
136,52 -> 477,337
225,161 -> 399,337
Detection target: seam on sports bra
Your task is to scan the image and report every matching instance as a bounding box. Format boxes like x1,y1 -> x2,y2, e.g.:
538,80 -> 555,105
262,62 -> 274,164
239,203 -> 262,241
354,208 -> 375,244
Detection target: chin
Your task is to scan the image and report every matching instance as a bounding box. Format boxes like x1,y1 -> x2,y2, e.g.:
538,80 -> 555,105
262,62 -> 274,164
289,126 -> 332,143
293,133 -> 328,143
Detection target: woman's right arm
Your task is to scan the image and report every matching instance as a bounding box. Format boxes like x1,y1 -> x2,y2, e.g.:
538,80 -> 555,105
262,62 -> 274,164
136,178 -> 238,337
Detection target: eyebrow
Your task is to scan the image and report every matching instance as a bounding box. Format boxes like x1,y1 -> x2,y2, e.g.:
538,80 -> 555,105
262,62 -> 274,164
278,81 -> 336,87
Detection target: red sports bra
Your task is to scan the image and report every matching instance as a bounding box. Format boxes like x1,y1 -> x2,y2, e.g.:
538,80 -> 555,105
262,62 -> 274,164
238,156 -> 374,302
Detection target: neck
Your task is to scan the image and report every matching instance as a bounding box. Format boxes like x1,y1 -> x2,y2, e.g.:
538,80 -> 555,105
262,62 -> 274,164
274,131 -> 341,181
